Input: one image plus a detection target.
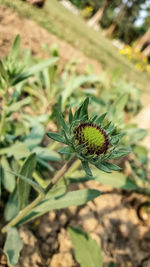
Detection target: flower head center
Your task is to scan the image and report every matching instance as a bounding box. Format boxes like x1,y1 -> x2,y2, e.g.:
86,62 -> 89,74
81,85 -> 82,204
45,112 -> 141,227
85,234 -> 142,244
74,123 -> 109,155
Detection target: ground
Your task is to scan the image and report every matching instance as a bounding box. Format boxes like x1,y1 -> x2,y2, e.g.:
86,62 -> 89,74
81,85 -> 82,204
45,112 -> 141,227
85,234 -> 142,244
0,5 -> 102,75
0,4 -> 150,267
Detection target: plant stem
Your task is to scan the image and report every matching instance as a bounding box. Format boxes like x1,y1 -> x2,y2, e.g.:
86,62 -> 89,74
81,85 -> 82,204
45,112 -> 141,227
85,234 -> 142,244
65,159 -> 81,178
44,155 -> 76,194
1,193 -> 44,233
1,155 -> 77,233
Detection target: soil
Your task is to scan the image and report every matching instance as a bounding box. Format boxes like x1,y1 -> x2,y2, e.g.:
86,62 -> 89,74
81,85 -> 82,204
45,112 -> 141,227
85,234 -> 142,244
0,5 -> 102,75
0,4 -> 150,267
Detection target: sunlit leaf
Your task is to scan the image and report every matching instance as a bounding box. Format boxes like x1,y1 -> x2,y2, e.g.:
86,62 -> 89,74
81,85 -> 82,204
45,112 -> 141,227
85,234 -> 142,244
69,227 -> 103,267
4,227 -> 23,266
17,189 -> 101,225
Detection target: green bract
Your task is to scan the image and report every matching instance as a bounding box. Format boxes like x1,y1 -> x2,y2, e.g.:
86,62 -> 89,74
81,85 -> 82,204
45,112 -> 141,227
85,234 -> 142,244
47,97 -> 130,176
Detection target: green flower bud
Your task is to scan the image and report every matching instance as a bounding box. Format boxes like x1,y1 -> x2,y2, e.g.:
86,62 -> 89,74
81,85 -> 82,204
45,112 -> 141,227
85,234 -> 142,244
74,123 -> 109,155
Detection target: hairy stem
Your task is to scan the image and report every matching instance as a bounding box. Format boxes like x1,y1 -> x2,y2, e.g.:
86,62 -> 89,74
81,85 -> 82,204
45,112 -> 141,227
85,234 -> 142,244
44,155 -> 76,194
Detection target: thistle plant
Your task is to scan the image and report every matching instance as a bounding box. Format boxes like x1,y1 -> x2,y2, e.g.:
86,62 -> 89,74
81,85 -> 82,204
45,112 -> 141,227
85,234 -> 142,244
1,97 -> 130,266
47,97 -> 129,180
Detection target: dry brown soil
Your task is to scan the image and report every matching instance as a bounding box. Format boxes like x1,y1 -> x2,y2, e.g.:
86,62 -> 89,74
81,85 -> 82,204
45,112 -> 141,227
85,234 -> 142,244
0,5 -> 150,267
0,5 -> 102,74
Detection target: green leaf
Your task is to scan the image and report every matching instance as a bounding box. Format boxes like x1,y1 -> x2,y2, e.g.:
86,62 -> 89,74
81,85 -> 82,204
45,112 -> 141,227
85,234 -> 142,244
80,97 -> 89,119
11,171 -> 44,194
12,57 -> 59,85
24,124 -> 45,150
74,97 -> 89,121
17,189 -> 101,225
62,75 -> 97,106
0,60 -> 8,82
89,115 -> 98,123
95,162 -> 111,173
109,94 -> 128,124
18,153 -> 37,210
133,145 -> 148,164
69,227 -> 103,267
0,156 -> 16,192
4,189 -> 19,221
95,112 -> 107,125
103,162 -> 121,171
69,107 -> 73,124
108,262 -> 117,267
92,168 -> 137,189
110,133 -> 125,145
109,149 -> 130,159
59,112 -> 69,133
46,179 -> 66,198
10,34 -> 20,60
0,142 -> 30,160
81,161 -> 93,177
112,94 -> 128,115
47,132 -> 67,144
58,146 -> 74,155
37,158 -> 54,172
4,227 -> 23,266
33,146 -> 61,161
6,97 -> 31,113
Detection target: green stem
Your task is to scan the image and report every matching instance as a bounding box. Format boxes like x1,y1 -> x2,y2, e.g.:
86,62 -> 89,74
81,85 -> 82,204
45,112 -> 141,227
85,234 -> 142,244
1,155 -> 77,233
65,159 -> 81,178
45,155 -> 76,194
1,193 -> 44,233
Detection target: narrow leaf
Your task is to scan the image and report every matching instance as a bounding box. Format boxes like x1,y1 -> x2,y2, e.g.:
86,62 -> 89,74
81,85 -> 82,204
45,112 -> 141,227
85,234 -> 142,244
4,227 -> 23,266
103,162 -> 121,171
59,112 -> 69,133
11,171 -> 44,194
47,132 -> 67,144
82,161 -> 93,177
74,97 -> 89,121
18,153 -> 37,210
58,146 -> 74,155
6,97 -> 31,113
89,115 -> 98,123
0,60 -> 8,82
10,34 -> 20,60
95,162 -> 111,173
69,107 -> 73,124
109,150 -> 130,159
95,112 -> 107,125
12,57 -> 59,85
